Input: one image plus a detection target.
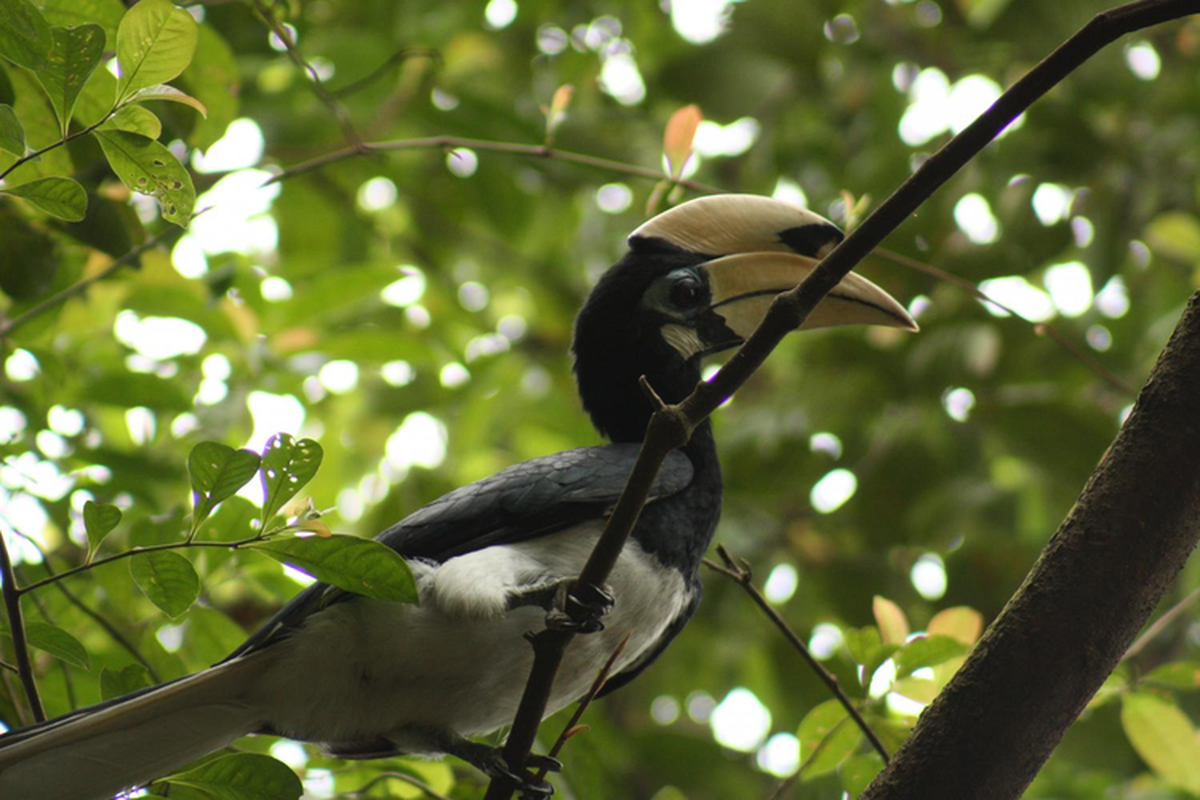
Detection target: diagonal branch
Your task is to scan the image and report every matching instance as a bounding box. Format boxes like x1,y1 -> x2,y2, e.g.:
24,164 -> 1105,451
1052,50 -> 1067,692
0,531 -> 44,722
483,2 -> 1200,798
703,546 -> 889,764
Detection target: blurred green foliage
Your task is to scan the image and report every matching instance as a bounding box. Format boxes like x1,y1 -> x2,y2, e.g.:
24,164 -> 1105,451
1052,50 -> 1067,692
2,0 -> 1200,797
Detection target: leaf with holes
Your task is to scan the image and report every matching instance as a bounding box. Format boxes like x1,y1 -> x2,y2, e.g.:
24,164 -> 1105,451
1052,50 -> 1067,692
82,499 -> 121,557
94,129 -> 193,226
157,753 -> 302,800
100,103 -> 162,139
248,535 -> 417,603
1,176 -> 86,221
24,622 -> 89,669
0,104 -> 24,155
115,0 -> 197,103
100,663 -> 153,701
259,433 -> 324,525
187,441 -> 262,531
124,83 -> 207,118
130,550 -> 200,618
0,0 -> 52,70
36,24 -> 105,135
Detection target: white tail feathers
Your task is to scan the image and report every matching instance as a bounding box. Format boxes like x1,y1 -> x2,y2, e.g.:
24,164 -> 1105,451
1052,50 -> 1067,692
0,656 -> 266,800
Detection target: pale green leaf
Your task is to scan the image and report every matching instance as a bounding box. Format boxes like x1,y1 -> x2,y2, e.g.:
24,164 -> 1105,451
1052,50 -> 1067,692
93,129 -> 194,226
840,753 -> 885,795
101,103 -> 162,138
125,83 -> 207,118
248,535 -> 418,603
36,0 -> 124,46
797,700 -> 861,780
24,622 -> 89,669
82,499 -> 121,555
0,104 -> 24,155
1121,692 -> 1200,794
159,753 -> 302,800
115,0 -> 198,102
893,635 -> 967,677
844,625 -> 882,666
1144,661 -> 1200,691
1147,211 -> 1200,264
260,433 -> 324,524
0,0 -> 52,70
36,24 -> 104,135
100,663 -> 153,701
130,550 -> 200,618
187,441 -> 262,530
2,176 -> 86,221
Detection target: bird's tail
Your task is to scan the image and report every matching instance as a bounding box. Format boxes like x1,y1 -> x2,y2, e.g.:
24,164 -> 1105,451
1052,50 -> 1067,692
0,654 -> 266,800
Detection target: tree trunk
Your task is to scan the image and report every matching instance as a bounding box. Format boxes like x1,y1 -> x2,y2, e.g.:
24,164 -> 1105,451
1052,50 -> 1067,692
864,290 -> 1200,799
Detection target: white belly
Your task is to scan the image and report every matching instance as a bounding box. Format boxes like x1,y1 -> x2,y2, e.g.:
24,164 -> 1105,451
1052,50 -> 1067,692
250,521 -> 690,744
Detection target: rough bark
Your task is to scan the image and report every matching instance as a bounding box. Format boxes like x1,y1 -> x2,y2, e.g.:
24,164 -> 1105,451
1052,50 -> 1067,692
864,291 -> 1200,799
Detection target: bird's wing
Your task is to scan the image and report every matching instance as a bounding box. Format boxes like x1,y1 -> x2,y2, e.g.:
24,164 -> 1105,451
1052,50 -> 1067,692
226,444 -> 693,660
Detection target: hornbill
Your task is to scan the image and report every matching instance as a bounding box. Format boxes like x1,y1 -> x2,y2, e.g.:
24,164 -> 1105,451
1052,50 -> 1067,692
0,194 -> 916,799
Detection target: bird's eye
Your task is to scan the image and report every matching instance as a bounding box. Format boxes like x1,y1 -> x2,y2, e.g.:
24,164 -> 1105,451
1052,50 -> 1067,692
669,277 -> 702,310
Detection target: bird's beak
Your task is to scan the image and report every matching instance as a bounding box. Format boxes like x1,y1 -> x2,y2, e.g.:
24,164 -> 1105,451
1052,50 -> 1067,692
699,251 -> 918,343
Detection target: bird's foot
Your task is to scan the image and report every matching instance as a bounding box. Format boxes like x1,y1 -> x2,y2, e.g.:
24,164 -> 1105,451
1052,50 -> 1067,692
508,578 -> 614,634
544,580 -> 614,634
456,742 -> 560,797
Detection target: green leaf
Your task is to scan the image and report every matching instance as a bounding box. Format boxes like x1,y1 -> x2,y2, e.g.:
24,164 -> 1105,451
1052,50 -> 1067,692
82,499 -> 121,556
797,700 -> 862,780
37,0 -> 125,47
115,0 -> 198,103
187,441 -> 262,530
24,621 -> 89,669
844,625 -> 881,666
840,753 -> 885,795
159,753 -> 303,800
1,176 -> 86,221
125,83 -> 207,117
893,635 -> 967,678
130,550 -> 200,618
248,535 -> 418,603
100,663 -> 153,700
93,129 -> 194,226
84,371 -> 191,410
1144,660 -> 1200,692
1121,692 -> 1200,794
100,103 -> 162,138
0,0 -> 52,70
36,24 -> 104,135
0,103 -> 23,155
259,433 -> 324,524
1147,211 -> 1200,264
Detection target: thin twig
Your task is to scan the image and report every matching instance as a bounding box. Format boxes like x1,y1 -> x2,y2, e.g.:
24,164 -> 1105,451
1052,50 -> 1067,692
1123,585 -> 1200,661
536,631 -> 632,781
8,528 -> 161,681
17,533 -> 270,595
483,3 -> 1198,797
263,135 -> 722,193
704,546 -> 889,764
346,771 -> 453,800
0,224 -> 186,340
0,531 -> 45,721
252,0 -> 364,150
0,110 -> 115,183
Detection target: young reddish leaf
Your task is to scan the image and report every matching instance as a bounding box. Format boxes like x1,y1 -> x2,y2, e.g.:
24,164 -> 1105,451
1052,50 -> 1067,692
543,83 -> 573,144
663,104 -> 702,180
873,595 -> 909,645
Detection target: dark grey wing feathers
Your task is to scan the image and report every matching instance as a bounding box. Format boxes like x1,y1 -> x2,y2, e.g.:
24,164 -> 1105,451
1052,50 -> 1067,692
225,444 -> 693,660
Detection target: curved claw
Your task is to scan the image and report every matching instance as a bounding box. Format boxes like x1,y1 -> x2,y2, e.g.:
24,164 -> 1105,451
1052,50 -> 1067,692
492,763 -> 555,798
545,581 -> 614,634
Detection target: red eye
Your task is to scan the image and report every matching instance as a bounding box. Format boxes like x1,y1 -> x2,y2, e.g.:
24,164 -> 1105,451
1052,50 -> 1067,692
670,278 -> 702,309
